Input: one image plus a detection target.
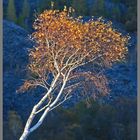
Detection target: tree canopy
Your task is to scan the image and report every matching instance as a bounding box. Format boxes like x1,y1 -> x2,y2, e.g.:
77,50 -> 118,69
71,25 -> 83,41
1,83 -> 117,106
19,7 -> 129,96
18,7 -> 129,140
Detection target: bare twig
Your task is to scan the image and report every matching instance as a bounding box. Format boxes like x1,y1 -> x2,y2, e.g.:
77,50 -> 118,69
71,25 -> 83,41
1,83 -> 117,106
49,95 -> 72,112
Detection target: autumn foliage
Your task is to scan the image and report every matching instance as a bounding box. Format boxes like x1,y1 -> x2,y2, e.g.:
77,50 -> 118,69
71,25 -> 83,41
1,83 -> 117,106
18,7 -> 128,97
18,6 -> 129,140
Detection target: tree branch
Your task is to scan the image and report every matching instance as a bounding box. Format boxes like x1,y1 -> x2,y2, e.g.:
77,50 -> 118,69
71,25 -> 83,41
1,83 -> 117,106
49,95 -> 72,112
35,97 -> 53,114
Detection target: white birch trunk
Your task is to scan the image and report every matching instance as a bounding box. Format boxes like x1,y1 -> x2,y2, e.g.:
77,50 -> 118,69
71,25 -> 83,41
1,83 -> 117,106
19,74 -> 60,140
19,72 -> 69,140
19,131 -> 29,140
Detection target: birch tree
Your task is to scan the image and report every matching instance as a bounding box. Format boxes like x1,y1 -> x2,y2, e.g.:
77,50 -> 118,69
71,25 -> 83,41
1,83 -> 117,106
18,7 -> 129,140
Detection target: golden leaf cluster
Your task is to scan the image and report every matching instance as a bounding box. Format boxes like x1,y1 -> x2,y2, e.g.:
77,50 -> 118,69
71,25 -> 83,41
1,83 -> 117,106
17,80 -> 34,93
19,7 -> 129,92
29,8 -> 128,75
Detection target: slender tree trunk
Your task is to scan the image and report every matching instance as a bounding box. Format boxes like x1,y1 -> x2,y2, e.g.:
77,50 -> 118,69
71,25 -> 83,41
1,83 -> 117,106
19,131 -> 29,140
19,105 -> 38,140
19,106 -> 50,140
19,74 -> 60,140
19,73 -> 69,140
